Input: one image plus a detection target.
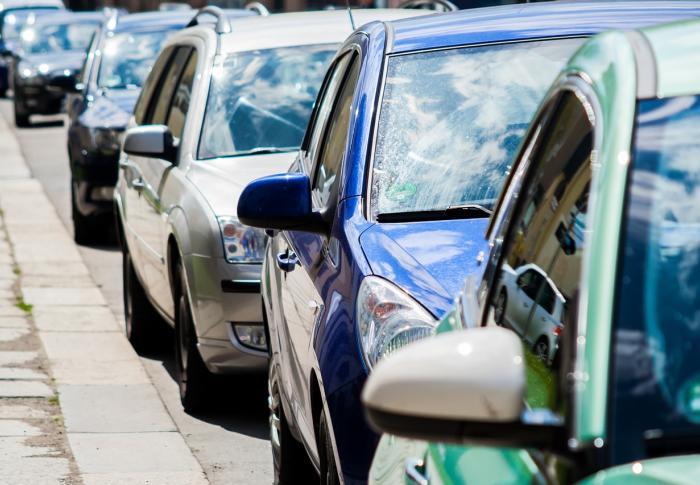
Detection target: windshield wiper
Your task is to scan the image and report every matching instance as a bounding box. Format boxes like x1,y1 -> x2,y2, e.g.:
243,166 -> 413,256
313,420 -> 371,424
232,147 -> 296,157
376,204 -> 492,223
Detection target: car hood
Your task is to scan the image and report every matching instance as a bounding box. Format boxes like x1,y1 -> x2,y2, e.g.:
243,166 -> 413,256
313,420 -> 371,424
578,454 -> 700,485
187,152 -> 296,217
359,218 -> 489,318
21,50 -> 85,73
78,88 -> 139,130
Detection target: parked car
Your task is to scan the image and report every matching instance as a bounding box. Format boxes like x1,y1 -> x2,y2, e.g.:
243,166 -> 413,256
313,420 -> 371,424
364,14 -> 700,485
0,0 -> 64,97
237,2 -> 700,483
11,11 -> 103,127
114,7 -> 416,414
64,9 -> 253,244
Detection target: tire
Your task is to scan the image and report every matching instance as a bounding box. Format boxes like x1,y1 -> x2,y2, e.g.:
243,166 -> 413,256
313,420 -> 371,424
122,244 -> 160,353
13,98 -> 29,127
494,289 -> 507,325
534,337 -> 549,362
319,411 -> 340,485
174,260 -> 210,413
269,362 -> 316,485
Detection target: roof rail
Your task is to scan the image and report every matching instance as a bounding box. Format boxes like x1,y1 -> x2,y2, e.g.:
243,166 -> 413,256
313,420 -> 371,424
186,6 -> 232,34
399,0 -> 457,12
244,2 -> 270,16
105,8 -> 119,30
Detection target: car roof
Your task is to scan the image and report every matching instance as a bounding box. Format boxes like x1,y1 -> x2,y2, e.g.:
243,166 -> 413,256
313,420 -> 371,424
642,18 -> 700,98
388,1 -> 700,54
30,10 -> 103,25
217,9 -> 425,54
0,0 -> 63,10
111,8 -> 253,33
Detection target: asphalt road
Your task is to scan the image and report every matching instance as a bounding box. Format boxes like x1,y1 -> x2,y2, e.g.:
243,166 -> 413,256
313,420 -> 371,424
0,101 -> 273,485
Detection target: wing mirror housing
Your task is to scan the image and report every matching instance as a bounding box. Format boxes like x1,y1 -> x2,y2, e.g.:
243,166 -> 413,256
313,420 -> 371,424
237,173 -> 327,233
362,327 -> 566,451
123,125 -> 177,164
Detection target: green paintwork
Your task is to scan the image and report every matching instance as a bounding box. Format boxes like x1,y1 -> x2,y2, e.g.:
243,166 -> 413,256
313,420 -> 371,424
369,18 -> 700,485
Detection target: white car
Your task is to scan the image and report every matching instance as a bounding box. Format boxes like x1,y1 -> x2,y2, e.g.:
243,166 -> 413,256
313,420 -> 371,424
114,7 -> 420,411
493,262 -> 564,364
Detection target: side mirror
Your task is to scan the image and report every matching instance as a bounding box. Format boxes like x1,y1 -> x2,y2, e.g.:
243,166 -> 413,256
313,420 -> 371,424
362,327 -> 565,451
237,173 -> 326,233
123,125 -> 177,164
46,73 -> 79,93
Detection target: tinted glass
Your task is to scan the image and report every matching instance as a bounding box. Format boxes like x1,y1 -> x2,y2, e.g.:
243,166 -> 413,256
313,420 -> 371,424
1,9 -> 57,42
489,91 -> 593,411
371,38 -> 584,219
198,44 -> 337,159
97,30 -> 173,90
611,96 -> 700,464
149,47 -> 190,125
21,21 -> 98,54
167,51 -> 197,140
312,55 -> 359,208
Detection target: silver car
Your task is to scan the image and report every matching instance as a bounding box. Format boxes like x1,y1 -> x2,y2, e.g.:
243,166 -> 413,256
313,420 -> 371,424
114,7 -> 410,411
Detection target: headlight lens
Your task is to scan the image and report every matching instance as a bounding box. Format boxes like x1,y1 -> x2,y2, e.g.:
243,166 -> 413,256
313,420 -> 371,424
18,62 -> 36,79
356,276 -> 436,369
217,216 -> 267,263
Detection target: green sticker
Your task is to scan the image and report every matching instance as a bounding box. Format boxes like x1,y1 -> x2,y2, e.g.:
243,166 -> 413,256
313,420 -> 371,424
386,182 -> 417,203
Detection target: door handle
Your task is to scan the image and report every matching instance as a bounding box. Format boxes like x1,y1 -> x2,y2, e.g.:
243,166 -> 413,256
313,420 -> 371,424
131,178 -> 145,191
405,457 -> 428,485
276,251 -> 298,272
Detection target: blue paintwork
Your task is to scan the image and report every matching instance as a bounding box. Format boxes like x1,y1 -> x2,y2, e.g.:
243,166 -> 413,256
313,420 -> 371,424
247,3 -> 700,484
238,173 -> 316,230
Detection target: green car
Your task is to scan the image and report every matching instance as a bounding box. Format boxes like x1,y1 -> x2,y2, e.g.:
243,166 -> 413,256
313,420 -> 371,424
363,17 -> 700,485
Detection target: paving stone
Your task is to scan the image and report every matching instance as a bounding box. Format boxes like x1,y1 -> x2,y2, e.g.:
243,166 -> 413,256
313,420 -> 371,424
81,471 -> 209,485
22,287 -> 106,306
0,367 -> 47,380
0,306 -> 24,317
68,432 -> 203,474
0,317 -> 29,329
0,437 -> 71,484
21,274 -> 95,288
49,359 -> 151,386
0,328 -> 30,342
0,351 -> 38,366
0,279 -> 15,290
0,290 -> 14,300
40,332 -> 134,361
59,384 -> 175,433
0,420 -> 42,437
33,305 -> 119,332
18,261 -> 90,277
0,381 -> 53,397
13,243 -> 83,264
0,404 -> 48,419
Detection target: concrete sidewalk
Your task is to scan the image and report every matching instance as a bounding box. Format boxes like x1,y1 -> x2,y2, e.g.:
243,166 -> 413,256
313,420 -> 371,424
0,115 -> 208,483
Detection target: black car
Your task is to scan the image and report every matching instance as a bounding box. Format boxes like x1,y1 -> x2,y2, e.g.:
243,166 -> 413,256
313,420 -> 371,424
64,9 -> 257,244
0,0 -> 65,97
12,10 -> 103,127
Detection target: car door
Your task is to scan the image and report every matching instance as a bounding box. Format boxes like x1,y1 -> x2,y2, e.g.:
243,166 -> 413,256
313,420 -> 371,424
510,268 -> 540,334
136,46 -> 197,314
278,50 -> 360,447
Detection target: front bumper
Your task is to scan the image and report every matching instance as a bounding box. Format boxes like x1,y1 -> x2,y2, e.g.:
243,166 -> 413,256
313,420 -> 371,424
15,81 -> 62,115
72,149 -> 120,219
190,256 -> 267,374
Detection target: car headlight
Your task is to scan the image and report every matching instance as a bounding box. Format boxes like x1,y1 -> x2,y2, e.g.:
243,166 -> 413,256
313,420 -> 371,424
356,276 -> 436,370
217,216 -> 267,263
18,62 -> 37,79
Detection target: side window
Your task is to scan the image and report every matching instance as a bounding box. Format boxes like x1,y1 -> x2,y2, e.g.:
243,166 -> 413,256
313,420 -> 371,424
79,29 -> 99,87
488,90 -> 594,413
302,53 -> 352,173
134,46 -> 174,125
166,50 -> 197,140
311,54 -> 360,209
148,47 -> 191,125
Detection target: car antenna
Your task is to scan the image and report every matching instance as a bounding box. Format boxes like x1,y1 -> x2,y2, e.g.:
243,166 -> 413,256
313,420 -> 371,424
346,0 -> 356,30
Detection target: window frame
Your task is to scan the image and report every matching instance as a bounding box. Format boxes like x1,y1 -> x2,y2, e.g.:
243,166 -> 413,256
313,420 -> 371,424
146,46 -> 193,126
133,44 -> 175,126
165,48 -> 197,140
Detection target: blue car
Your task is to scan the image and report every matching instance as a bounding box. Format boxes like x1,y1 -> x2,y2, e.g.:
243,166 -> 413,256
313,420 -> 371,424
237,2 -> 700,484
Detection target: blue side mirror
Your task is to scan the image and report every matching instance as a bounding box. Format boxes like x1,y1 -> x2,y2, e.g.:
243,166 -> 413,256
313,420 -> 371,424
237,173 -> 327,234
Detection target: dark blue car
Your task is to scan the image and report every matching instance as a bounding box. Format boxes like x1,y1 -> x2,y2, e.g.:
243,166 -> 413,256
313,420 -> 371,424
237,2 -> 700,484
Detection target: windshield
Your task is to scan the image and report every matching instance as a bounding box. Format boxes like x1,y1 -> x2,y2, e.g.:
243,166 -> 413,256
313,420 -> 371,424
1,8 -> 57,42
611,96 -> 700,464
370,38 -> 584,219
197,44 -> 337,159
97,30 -> 172,90
21,21 -> 97,54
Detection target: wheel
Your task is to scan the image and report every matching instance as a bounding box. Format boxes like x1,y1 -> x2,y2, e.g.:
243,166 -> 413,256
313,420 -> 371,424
534,337 -> 549,362
13,97 -> 29,127
269,362 -> 316,485
494,289 -> 507,325
174,260 -> 210,413
122,244 -> 160,353
319,411 -> 340,485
